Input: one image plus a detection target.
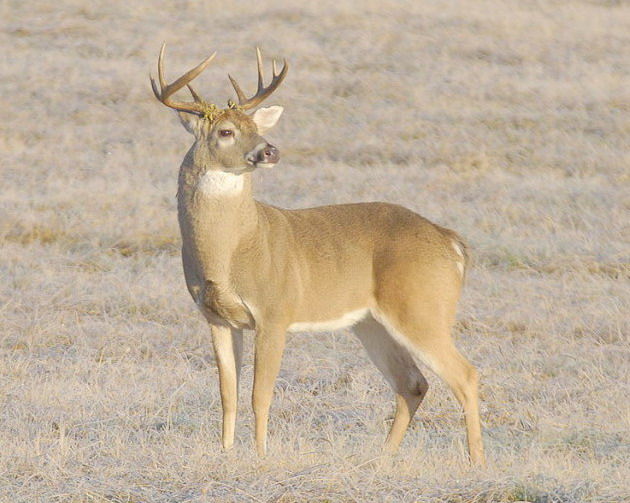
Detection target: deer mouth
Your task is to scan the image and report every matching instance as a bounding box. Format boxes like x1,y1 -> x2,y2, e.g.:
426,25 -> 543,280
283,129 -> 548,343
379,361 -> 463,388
246,143 -> 280,169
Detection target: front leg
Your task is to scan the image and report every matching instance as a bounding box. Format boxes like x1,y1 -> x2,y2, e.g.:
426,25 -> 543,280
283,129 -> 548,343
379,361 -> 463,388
211,324 -> 244,450
252,324 -> 287,456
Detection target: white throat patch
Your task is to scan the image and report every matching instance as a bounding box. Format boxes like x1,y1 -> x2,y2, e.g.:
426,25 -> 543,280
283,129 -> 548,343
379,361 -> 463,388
197,170 -> 244,197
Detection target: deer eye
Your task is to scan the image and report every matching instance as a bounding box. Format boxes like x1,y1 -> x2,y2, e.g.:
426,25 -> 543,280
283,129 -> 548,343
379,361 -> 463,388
219,129 -> 234,137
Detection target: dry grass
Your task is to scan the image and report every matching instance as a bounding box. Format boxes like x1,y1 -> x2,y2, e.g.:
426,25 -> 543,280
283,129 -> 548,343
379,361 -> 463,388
1,0 -> 628,501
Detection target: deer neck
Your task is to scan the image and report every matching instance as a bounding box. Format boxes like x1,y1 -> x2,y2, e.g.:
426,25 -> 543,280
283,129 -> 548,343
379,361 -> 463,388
177,151 -> 258,282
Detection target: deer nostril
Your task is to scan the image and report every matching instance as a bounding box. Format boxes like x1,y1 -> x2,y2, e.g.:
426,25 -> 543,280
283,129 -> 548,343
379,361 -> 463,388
259,145 -> 279,163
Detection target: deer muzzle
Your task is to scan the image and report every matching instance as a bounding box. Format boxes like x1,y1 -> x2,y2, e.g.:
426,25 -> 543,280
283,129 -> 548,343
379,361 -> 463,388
246,143 -> 280,168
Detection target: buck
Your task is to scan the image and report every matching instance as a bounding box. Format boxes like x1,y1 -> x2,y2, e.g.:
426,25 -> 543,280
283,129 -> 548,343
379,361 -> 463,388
151,44 -> 485,465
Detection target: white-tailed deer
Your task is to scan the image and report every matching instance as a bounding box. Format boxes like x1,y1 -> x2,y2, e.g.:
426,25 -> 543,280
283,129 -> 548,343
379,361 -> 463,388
151,44 -> 485,465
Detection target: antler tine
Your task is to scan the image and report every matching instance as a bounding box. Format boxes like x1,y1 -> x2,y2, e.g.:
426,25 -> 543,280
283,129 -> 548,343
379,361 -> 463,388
230,48 -> 289,111
256,47 -> 265,92
187,84 -> 203,104
228,74 -> 248,103
163,51 -> 216,99
150,75 -> 162,102
150,43 -> 216,115
157,43 -> 167,92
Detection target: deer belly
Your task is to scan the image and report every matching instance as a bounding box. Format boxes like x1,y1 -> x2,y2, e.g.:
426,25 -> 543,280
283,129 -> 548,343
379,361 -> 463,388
287,308 -> 370,333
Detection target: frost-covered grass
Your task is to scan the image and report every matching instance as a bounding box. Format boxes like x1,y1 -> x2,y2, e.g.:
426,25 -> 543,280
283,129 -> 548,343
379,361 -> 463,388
0,0 -> 628,501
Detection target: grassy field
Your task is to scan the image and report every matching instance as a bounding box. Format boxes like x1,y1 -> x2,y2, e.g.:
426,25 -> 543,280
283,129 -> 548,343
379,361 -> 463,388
1,0 -> 628,501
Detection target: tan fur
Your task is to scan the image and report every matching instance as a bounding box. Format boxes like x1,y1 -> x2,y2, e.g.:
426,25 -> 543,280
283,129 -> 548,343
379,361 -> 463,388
155,48 -> 484,465
176,150 -> 484,464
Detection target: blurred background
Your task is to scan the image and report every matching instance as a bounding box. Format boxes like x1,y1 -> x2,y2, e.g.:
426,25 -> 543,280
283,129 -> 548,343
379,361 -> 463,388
0,1 -> 628,501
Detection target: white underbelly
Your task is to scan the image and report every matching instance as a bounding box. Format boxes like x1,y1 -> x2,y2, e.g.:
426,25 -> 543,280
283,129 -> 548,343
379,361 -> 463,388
287,308 -> 370,333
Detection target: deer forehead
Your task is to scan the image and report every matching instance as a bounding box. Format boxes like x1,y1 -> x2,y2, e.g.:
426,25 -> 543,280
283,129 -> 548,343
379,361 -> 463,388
216,120 -> 237,130
213,110 -> 257,134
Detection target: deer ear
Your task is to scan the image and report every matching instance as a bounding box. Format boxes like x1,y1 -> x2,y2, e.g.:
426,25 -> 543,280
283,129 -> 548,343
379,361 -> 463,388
177,111 -> 204,136
251,106 -> 284,134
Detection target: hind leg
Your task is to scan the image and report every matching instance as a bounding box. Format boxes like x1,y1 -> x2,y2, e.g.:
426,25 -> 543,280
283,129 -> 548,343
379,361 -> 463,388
385,392 -> 426,452
353,315 -> 429,452
376,311 -> 485,465
426,342 -> 484,465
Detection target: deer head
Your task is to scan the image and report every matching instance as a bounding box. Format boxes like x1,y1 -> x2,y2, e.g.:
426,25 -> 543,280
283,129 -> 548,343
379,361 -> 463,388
151,44 -> 288,173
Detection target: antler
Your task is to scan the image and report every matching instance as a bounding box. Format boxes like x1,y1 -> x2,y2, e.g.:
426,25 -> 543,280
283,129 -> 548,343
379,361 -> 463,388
150,43 -> 216,115
228,47 -> 288,111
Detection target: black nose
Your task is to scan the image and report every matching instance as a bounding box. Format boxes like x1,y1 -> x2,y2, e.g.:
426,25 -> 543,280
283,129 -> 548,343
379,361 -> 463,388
259,144 -> 279,164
